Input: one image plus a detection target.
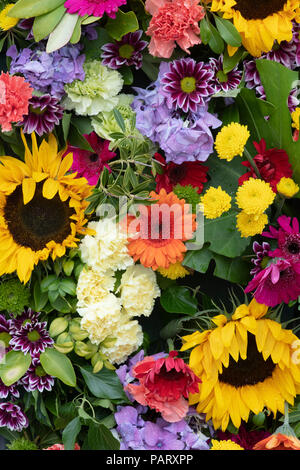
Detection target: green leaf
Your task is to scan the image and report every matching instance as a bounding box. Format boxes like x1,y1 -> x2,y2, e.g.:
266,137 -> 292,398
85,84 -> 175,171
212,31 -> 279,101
62,417 -> 81,450
70,16 -> 83,44
113,108 -> 126,133
33,280 -> 49,311
207,22 -> 224,54
87,422 -> 120,450
80,366 -> 128,401
214,15 -> 242,47
49,295 -> 73,314
200,17 -> 212,45
40,348 -> 76,387
223,48 -> 247,74
0,351 -> 31,386
62,112 -> 72,143
32,4 -> 66,41
68,124 -> 94,152
105,10 -> 138,41
160,286 -> 198,315
46,12 -> 79,53
8,0 -> 65,18
59,279 -> 77,296
40,275 -> 58,292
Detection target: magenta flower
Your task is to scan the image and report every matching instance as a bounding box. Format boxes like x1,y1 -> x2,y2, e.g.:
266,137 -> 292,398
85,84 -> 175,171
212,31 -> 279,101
10,321 -> 54,356
208,56 -> 242,93
262,216 -> 300,263
66,132 -> 116,186
101,31 -> 148,70
19,94 -> 63,136
64,0 -> 127,19
250,241 -> 272,276
245,258 -> 300,307
160,58 -> 215,113
21,356 -> 54,393
0,402 -> 28,432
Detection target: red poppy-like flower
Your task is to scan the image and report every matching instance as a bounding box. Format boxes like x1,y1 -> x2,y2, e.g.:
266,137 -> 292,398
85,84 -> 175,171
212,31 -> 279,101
238,139 -> 293,192
154,153 -> 209,194
253,433 -> 300,450
126,351 -> 201,422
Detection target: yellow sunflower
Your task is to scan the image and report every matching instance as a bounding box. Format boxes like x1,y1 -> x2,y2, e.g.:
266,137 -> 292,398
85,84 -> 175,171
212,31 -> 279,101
181,299 -> 300,431
0,132 -> 92,283
208,0 -> 299,57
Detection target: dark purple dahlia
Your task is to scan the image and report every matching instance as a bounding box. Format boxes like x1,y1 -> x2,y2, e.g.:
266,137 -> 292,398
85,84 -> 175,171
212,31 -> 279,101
0,402 -> 28,432
208,56 -> 242,93
160,58 -> 215,113
9,321 -> 54,356
0,314 -> 12,358
250,241 -> 272,276
101,30 -> 148,70
19,94 -> 64,136
0,379 -> 20,400
21,356 -> 54,393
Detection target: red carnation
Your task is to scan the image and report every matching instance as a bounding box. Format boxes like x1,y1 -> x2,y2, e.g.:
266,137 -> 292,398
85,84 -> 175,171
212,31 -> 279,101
126,351 -> 201,422
238,139 -> 293,192
154,153 -> 208,194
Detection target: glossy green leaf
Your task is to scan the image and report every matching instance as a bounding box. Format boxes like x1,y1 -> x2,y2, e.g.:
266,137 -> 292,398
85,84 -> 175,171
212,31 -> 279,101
0,350 -> 31,386
80,366 -> 128,401
87,422 -> 120,450
160,286 -> 198,315
62,417 -> 82,450
32,4 -> 66,41
8,0 -> 65,18
40,348 -> 76,387
214,15 -> 242,47
46,12 -> 79,53
105,10 -> 138,41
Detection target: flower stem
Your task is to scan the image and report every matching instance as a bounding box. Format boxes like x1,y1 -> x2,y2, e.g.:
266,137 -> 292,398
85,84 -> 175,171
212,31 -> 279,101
243,148 -> 261,179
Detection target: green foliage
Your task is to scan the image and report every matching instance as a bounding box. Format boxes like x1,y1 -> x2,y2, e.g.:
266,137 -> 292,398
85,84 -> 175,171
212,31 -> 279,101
6,438 -> 39,451
0,350 -> 31,386
40,348 -> 77,387
160,286 -> 199,316
105,10 -> 139,41
0,277 -> 30,316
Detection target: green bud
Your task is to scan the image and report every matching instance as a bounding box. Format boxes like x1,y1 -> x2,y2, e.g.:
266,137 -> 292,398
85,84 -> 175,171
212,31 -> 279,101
74,341 -> 97,359
54,332 -> 74,353
69,318 -> 89,341
62,259 -> 75,277
104,361 -> 115,371
252,412 -> 266,427
49,317 -> 69,337
101,336 -> 117,348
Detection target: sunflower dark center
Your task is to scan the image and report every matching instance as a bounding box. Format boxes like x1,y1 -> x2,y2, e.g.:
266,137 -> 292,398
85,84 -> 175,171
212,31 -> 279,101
219,333 -> 276,387
233,0 -> 287,20
4,183 -> 74,251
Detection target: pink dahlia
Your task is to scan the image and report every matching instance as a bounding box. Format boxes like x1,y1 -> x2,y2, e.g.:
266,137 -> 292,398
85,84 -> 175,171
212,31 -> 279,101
245,258 -> 300,307
145,0 -> 204,58
64,0 -> 126,19
262,215 -> 300,263
65,132 -> 116,186
0,72 -> 32,132
126,351 -> 201,423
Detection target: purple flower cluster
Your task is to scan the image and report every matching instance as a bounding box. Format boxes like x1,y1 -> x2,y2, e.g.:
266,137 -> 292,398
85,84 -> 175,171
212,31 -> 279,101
7,43 -> 85,99
113,405 -> 210,450
132,60 -> 222,164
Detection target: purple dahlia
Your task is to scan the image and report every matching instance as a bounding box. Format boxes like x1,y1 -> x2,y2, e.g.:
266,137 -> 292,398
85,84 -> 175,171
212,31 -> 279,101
101,30 -> 148,70
21,356 -> 54,393
9,309 -> 41,334
0,402 -> 28,432
19,94 -> 64,136
10,321 -> 54,356
160,58 -> 215,113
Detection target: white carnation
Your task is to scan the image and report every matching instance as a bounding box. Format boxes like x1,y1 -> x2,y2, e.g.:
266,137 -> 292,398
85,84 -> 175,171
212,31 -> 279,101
76,267 -> 115,307
101,319 -> 143,365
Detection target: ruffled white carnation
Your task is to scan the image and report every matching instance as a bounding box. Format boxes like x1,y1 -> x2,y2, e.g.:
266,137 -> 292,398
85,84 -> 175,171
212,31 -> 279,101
120,265 -> 160,318
76,267 -> 115,307
79,218 -> 133,274
101,318 -> 143,365
78,293 -> 123,344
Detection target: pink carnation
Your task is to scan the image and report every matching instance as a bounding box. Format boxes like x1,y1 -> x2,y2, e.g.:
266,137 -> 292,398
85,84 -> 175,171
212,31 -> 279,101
145,0 -> 204,58
64,132 -> 116,186
64,0 -> 126,19
126,351 -> 201,423
0,73 -> 32,132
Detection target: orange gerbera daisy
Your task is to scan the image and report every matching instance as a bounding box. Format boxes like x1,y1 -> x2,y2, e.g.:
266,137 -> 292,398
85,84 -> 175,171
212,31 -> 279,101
253,433 -> 300,450
127,189 -> 196,270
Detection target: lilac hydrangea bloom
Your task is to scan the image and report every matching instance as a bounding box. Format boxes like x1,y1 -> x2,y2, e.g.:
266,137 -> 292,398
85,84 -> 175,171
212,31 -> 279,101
0,402 -> 28,432
132,62 -> 221,164
7,44 -> 85,99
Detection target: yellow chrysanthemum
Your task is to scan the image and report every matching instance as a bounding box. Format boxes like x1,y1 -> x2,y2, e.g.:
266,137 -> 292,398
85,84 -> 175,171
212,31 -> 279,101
215,123 -> 250,161
0,4 -> 18,31
209,0 -> 299,57
291,108 -> 300,131
0,132 -> 92,283
236,211 -> 268,238
277,177 -> 300,198
157,261 -> 190,280
210,439 -> 244,450
181,299 -> 300,431
236,178 -> 275,215
200,186 -> 232,219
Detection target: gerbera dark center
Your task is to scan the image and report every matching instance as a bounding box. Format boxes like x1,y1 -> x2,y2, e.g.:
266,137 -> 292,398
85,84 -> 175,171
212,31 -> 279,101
233,0 -> 287,20
4,183 -> 74,251
168,165 -> 187,184
287,242 -> 300,255
219,333 -> 276,387
89,153 -> 99,163
180,77 -> 196,93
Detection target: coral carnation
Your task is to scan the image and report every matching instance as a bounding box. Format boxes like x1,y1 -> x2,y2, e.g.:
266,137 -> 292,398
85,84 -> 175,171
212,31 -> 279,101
126,351 -> 201,422
0,73 -> 32,132
145,0 -> 204,58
